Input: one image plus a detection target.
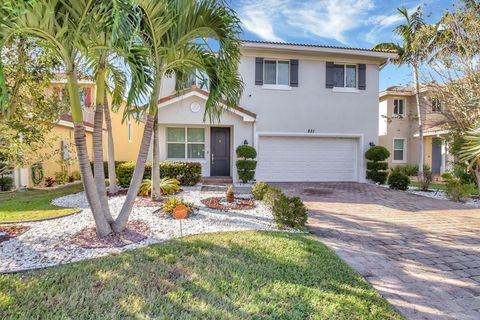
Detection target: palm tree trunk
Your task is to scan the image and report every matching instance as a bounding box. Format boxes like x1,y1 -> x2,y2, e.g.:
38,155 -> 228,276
414,64 -> 424,180
93,70 -> 113,222
67,71 -> 112,236
151,110 -> 161,201
112,114 -> 155,232
104,90 -> 118,195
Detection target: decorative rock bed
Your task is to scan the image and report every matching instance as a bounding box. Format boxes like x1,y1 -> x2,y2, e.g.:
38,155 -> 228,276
0,226 -> 30,243
0,190 -> 283,273
201,196 -> 256,211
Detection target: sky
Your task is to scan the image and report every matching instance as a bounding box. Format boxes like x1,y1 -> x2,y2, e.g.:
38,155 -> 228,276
230,0 -> 457,90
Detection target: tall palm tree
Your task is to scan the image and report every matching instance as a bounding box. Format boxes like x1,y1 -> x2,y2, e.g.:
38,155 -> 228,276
374,7 -> 427,179
0,0 -> 146,236
112,0 -> 243,232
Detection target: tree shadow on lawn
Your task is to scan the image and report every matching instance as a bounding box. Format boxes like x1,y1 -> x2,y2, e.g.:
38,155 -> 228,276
0,231 -> 401,320
308,209 -> 480,319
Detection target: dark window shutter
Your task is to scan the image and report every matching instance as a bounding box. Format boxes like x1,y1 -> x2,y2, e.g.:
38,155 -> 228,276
326,61 -> 334,88
255,57 -> 264,85
290,59 -> 299,87
358,64 -> 366,90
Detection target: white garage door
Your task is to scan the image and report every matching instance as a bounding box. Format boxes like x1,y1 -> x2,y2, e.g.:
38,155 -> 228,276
256,136 -> 358,182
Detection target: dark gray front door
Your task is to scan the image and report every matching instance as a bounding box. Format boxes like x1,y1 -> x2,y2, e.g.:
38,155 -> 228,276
432,138 -> 442,174
211,127 -> 230,176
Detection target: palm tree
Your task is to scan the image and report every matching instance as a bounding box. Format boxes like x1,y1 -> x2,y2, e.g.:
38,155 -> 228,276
0,0 -> 134,236
112,0 -> 243,232
374,7 -> 427,179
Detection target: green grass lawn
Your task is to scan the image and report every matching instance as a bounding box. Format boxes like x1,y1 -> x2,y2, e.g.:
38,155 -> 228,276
0,183 -> 83,223
0,231 -> 402,319
409,181 -> 478,195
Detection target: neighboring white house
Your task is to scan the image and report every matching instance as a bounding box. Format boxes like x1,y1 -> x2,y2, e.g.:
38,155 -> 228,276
154,40 -> 396,182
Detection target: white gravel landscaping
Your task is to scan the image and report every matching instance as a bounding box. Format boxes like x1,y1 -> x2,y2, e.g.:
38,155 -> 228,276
0,190 -> 283,273
407,187 -> 480,207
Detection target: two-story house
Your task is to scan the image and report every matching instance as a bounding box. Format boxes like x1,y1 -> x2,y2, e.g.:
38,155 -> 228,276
154,40 -> 396,183
378,85 -> 452,174
12,76 -> 144,188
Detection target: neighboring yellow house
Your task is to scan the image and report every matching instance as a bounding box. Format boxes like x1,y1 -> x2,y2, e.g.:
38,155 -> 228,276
378,85 -> 453,174
12,78 -> 144,188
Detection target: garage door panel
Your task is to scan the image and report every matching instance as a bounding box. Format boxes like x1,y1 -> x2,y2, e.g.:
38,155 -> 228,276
256,136 -> 358,182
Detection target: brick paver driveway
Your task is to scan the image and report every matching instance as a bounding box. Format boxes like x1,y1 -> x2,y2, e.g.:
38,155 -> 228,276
273,182 -> 480,320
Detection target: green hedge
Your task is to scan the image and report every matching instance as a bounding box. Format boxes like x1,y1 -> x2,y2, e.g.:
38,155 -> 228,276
387,171 -> 410,190
236,145 -> 257,183
117,162 -> 201,187
90,161 -> 128,179
366,162 -> 388,171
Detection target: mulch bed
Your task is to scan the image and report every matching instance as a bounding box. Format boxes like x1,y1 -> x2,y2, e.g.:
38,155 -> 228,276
201,197 -> 255,211
71,220 -> 150,249
0,226 -> 30,243
134,196 -> 164,207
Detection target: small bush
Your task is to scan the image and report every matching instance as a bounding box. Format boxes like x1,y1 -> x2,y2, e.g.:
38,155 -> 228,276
365,146 -> 390,162
365,146 -> 390,184
117,162 -> 201,188
0,176 -> 14,191
264,186 -> 283,206
252,181 -> 269,200
138,179 -> 151,196
44,177 -> 55,187
236,160 -> 257,171
387,171 -> 410,190
419,169 -> 432,191
367,162 -> 388,171
272,194 -> 308,229
236,145 -> 257,159
68,175 -> 75,183
366,171 -> 388,184
162,197 -> 197,216
236,145 -> 257,183
442,173 -> 467,202
90,161 -> 128,179
54,171 -> 68,185
160,178 -> 181,195
71,171 -> 81,181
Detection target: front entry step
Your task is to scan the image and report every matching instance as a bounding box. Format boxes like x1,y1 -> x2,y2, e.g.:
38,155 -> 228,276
202,176 -> 233,185
201,185 -> 228,192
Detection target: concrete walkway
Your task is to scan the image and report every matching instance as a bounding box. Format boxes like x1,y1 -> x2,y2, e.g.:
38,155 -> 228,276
273,182 -> 480,320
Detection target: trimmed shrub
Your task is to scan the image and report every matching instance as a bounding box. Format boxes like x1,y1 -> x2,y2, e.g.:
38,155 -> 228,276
442,173 -> 468,202
236,145 -> 257,183
272,194 -> 308,229
252,181 -> 269,200
138,179 -> 151,196
367,162 -> 388,171
117,162 -> 202,188
388,171 -> 410,190
44,177 -> 55,187
54,171 -> 68,185
162,197 -> 197,216
90,161 -> 128,179
0,176 -> 14,191
263,186 -> 283,206
365,146 -> 390,162
236,160 -> 257,171
366,171 -> 388,184
365,146 -> 390,184
236,145 -> 257,159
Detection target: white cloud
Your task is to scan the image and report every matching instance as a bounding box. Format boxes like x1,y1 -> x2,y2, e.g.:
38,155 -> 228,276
237,0 -> 375,44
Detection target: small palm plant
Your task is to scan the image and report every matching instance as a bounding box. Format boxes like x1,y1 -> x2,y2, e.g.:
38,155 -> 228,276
226,185 -> 234,203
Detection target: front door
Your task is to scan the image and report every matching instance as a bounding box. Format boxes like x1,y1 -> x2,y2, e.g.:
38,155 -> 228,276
432,138 -> 442,174
211,127 -> 230,176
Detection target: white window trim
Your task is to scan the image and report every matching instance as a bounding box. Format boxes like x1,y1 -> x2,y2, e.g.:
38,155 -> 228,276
127,122 -> 133,143
263,59 -> 291,87
393,99 -> 406,116
166,127 -> 206,160
392,138 -> 407,163
333,63 -> 358,89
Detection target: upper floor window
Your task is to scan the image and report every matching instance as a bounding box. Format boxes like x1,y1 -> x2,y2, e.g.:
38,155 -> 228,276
264,60 -> 290,85
393,99 -> 405,116
187,69 -> 209,90
333,64 -> 357,88
431,97 -> 442,112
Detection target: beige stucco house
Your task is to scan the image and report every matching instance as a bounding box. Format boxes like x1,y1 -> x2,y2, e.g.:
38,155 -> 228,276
378,85 -> 453,174
154,40 -> 396,183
